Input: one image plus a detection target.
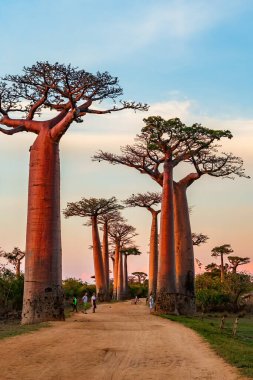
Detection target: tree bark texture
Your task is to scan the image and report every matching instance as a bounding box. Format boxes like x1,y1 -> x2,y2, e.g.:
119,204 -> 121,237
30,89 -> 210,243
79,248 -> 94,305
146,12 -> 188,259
113,243 -> 120,298
157,159 -> 176,313
174,182 -> 196,314
148,211 -> 159,298
123,254 -> 129,299
102,221 -> 110,298
117,251 -> 124,300
22,128 -> 64,324
91,216 -> 106,299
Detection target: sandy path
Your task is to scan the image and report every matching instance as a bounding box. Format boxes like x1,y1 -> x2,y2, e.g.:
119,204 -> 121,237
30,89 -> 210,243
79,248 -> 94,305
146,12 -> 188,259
0,301 -> 246,380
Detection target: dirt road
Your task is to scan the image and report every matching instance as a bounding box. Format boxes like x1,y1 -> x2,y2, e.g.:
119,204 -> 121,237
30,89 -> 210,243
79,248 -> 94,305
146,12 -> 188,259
0,301 -> 245,380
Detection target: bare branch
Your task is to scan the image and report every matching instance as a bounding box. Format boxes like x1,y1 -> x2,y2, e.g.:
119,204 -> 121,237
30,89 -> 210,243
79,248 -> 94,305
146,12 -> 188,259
0,125 -> 26,135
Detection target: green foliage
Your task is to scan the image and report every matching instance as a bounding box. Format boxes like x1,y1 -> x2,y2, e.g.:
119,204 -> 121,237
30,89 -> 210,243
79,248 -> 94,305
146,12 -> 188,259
195,272 -> 253,312
0,321 -> 50,340
128,283 -> 148,298
62,277 -> 96,300
0,265 -> 24,317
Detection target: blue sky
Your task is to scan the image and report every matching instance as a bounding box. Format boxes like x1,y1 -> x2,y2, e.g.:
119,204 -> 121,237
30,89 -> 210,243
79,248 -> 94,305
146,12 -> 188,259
0,0 -> 253,278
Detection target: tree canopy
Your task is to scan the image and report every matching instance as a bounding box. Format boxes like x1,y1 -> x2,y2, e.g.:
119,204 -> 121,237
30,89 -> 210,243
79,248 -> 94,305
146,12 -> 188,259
0,61 -> 148,138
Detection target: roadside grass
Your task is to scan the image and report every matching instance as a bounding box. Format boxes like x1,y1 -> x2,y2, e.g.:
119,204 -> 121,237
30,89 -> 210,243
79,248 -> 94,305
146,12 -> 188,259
161,314 -> 253,378
0,320 -> 50,340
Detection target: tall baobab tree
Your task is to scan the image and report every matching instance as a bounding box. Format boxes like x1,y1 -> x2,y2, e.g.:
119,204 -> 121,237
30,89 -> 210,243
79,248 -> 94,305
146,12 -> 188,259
63,197 -> 123,300
108,222 -> 137,300
174,150 -> 248,309
227,256 -> 250,273
0,247 -> 25,277
211,244 -> 233,282
0,62 -> 147,323
121,246 -> 141,298
123,192 -> 161,297
97,210 -> 124,293
94,116 -> 235,312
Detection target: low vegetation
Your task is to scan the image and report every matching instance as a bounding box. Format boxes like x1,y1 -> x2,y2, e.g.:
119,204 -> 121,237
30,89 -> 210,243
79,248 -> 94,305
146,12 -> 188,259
0,321 -> 50,340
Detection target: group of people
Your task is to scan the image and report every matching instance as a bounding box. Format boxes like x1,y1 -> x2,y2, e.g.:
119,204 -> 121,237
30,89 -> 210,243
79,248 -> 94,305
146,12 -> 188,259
72,292 -> 155,314
72,293 -> 97,314
134,294 -> 155,313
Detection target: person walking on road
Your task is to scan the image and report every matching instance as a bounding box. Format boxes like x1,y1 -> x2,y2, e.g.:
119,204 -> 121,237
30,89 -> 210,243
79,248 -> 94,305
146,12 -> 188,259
91,293 -> 97,313
82,293 -> 88,314
72,296 -> 78,313
149,293 -> 155,313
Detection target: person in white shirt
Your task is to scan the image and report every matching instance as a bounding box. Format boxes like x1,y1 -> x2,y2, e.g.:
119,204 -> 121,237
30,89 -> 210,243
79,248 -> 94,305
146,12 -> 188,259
149,293 -> 155,313
91,293 -> 97,313
82,293 -> 88,314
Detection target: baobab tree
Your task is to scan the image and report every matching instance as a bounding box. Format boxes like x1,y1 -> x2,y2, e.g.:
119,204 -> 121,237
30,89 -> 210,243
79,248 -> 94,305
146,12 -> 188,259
192,233 -> 209,246
0,247 -> 25,277
123,192 -> 161,297
174,150 -> 248,312
121,246 -> 141,298
98,210 -> 124,293
0,62 -> 147,323
63,197 -> 123,300
211,244 -> 234,282
108,222 -> 137,300
94,116 -> 237,312
132,271 -> 148,284
227,256 -> 250,274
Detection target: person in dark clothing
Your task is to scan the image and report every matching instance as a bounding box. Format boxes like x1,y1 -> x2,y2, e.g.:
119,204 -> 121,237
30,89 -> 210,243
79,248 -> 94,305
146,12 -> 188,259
72,296 -> 78,312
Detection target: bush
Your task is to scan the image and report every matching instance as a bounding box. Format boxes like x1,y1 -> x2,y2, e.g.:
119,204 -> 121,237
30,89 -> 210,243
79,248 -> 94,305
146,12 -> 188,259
128,283 -> 148,298
0,265 -> 24,318
62,278 -> 96,301
195,272 -> 253,312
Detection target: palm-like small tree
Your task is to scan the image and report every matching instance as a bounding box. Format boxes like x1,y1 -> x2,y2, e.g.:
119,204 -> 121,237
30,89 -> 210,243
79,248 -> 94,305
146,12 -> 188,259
211,244 -> 233,282
0,247 -> 25,277
227,256 -> 250,273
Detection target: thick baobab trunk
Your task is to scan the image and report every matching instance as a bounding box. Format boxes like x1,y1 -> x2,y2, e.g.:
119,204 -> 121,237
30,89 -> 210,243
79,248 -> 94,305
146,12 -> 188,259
102,221 -> 110,299
117,251 -> 124,300
157,159 -> 177,313
91,216 -> 106,300
22,129 -> 64,324
174,182 -> 195,314
148,211 -> 159,298
123,254 -> 129,299
113,243 -> 120,298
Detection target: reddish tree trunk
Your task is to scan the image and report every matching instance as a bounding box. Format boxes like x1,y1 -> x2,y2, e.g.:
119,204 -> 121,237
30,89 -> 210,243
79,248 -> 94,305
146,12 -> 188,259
123,254 -> 129,298
157,159 -> 176,312
117,251 -> 124,300
91,216 -> 106,299
113,243 -> 120,298
102,221 -> 110,297
174,182 -> 195,314
148,211 -> 159,297
22,128 -> 64,324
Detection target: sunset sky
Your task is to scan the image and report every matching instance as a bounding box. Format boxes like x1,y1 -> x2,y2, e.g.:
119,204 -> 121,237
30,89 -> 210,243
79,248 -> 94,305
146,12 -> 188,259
0,0 -> 253,280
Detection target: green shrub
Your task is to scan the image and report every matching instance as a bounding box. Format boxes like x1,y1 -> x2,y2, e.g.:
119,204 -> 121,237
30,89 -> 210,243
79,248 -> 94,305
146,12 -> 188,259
128,283 -> 148,298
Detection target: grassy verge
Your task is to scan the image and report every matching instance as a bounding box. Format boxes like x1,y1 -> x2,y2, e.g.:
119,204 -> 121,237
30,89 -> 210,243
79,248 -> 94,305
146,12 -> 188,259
161,314 -> 253,378
0,320 -> 50,340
